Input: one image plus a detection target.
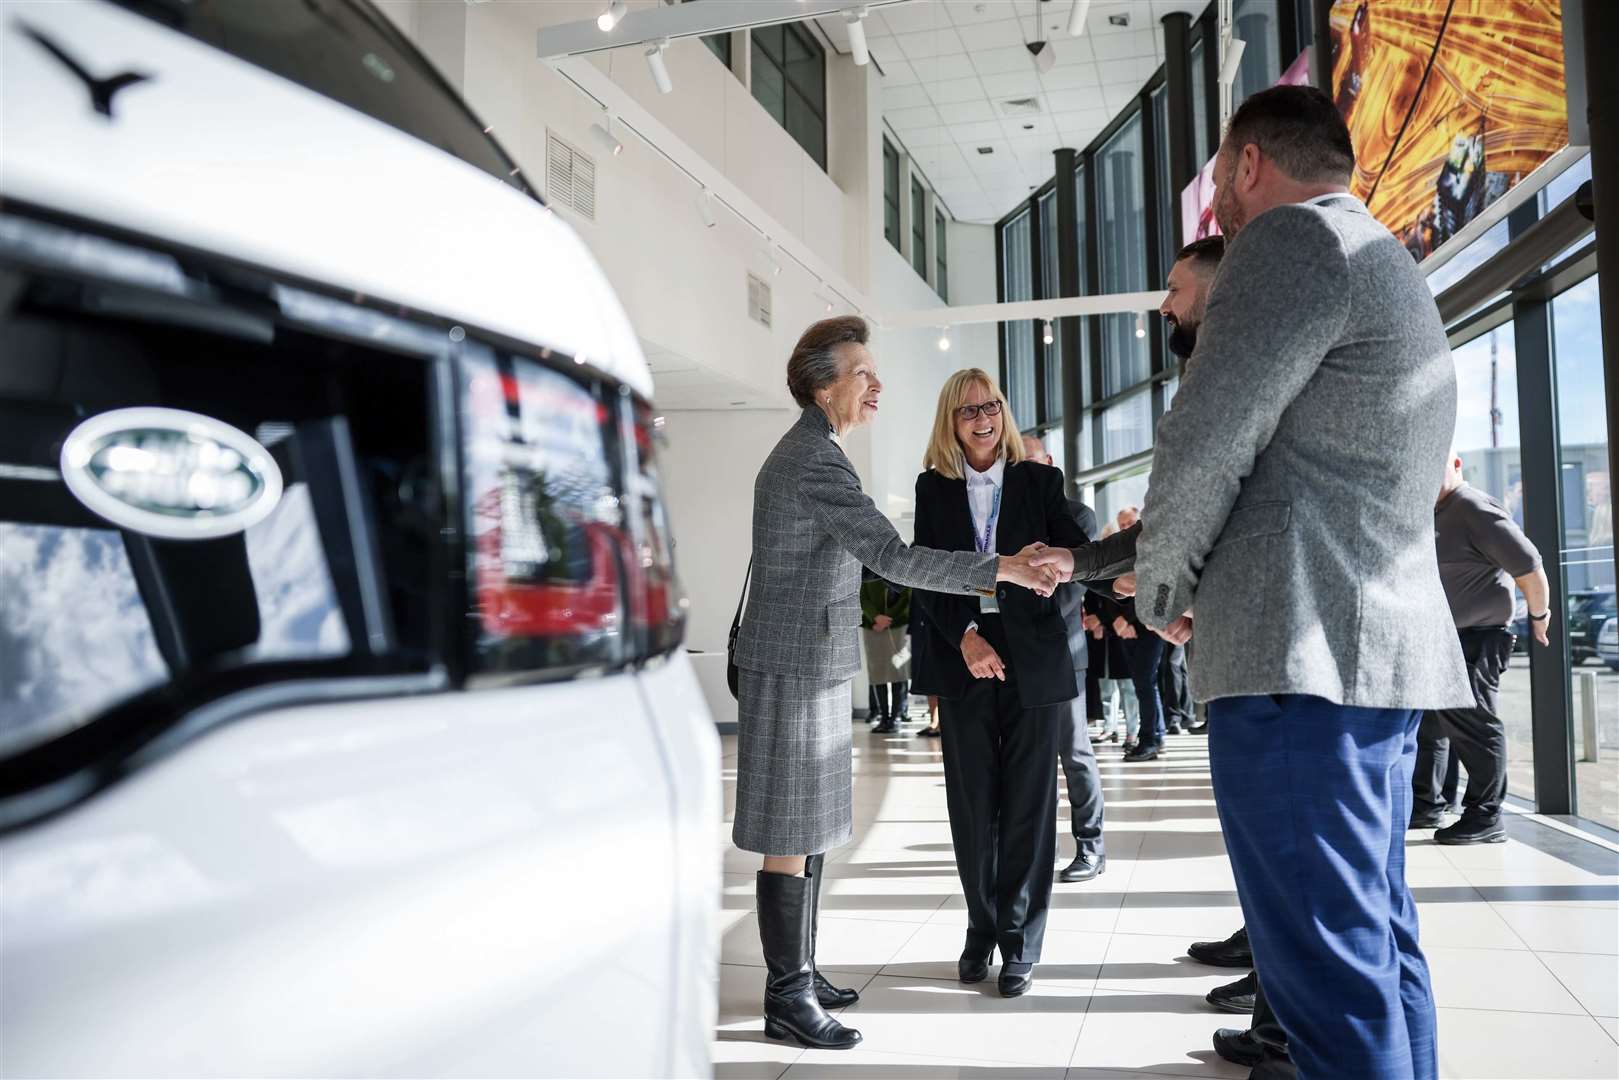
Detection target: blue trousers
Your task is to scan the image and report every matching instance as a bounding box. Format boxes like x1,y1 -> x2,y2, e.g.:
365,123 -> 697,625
1208,695 -> 1436,1080
1123,636 -> 1166,750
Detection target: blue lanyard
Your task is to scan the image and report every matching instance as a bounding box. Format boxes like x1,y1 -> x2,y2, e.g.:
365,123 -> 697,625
975,484 -> 1002,554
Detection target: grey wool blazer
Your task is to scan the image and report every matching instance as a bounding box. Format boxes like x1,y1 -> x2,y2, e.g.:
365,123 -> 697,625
1133,196 -> 1472,711
733,408 -> 999,682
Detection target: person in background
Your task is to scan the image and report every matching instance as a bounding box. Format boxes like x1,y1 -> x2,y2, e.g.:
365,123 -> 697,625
1101,517 -> 1169,763
1087,526 -> 1139,748
732,317 -> 1059,1051
911,369 -> 1135,999
860,575 -> 912,734
1021,434 -> 1107,884
909,606 -> 942,738
1412,452 -> 1552,843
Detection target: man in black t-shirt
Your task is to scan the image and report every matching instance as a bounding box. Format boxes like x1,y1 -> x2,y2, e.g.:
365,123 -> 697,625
1413,453 -> 1552,844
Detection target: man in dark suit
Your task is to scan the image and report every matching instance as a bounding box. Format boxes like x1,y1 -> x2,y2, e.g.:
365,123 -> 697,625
1021,435 -> 1106,883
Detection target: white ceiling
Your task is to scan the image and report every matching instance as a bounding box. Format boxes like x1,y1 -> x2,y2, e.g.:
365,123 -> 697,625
819,0 -> 1206,224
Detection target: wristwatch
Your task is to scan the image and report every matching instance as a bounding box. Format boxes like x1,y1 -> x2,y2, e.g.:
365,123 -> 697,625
1529,610 -> 1550,622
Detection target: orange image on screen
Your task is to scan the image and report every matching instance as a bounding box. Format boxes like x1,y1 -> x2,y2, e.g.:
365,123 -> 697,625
1329,0 -> 1567,260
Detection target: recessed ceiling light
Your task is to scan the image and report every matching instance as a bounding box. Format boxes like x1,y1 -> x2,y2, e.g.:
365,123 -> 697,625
977,146 -> 994,155
1107,12 -> 1129,26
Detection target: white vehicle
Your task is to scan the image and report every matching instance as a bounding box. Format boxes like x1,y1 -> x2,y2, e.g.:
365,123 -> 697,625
0,2 -> 719,1076
1597,616 -> 1619,672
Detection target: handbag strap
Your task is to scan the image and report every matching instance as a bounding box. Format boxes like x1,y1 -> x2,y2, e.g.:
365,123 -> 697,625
730,557 -> 754,635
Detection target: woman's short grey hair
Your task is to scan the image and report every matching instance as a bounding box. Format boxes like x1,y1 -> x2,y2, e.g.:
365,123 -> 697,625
786,316 -> 870,408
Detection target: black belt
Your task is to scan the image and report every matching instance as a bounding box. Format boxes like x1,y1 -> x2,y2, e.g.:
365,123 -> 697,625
1457,624 -> 1512,647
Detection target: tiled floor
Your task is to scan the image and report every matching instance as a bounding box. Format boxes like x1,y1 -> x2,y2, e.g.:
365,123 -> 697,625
714,717 -> 1619,1080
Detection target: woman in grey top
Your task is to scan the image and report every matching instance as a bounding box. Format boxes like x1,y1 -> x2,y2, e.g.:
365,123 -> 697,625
732,316 -> 1114,1050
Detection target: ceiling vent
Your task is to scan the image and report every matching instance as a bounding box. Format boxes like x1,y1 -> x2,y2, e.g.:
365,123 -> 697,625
1108,12 -> 1130,26
999,97 -> 1044,117
976,146 -> 995,155
546,130 -> 597,222
746,273 -> 772,329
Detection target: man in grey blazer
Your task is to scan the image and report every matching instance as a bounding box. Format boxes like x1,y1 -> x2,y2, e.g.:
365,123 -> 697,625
1044,87 -> 1471,1080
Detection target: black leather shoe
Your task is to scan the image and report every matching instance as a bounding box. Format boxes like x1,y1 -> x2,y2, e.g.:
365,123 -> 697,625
1436,816 -> 1506,845
1122,744 -> 1161,762
757,871 -> 861,1050
1059,852 -> 1106,883
998,962 -> 1033,997
1187,926 -> 1252,968
871,718 -> 898,734
1187,720 -> 1209,734
1166,723 -> 1184,735
1206,969 -> 1257,1013
1409,807 -> 1447,830
958,949 -> 991,984
1213,1027 -> 1266,1067
804,855 -> 859,1008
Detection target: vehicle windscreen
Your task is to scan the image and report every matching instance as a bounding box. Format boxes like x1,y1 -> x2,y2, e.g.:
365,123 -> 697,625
111,0 -> 531,195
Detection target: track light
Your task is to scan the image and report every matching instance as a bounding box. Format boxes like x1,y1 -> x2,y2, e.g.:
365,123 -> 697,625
1043,319 -> 1055,346
768,249 -> 781,277
1067,0 -> 1092,36
697,188 -> 717,228
1218,37 -> 1246,87
1134,313 -> 1147,339
589,117 -> 622,157
596,0 -> 626,32
938,327 -> 951,352
646,38 -> 672,94
844,6 -> 870,66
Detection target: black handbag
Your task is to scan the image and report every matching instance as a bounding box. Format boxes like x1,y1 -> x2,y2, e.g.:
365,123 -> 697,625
726,557 -> 753,700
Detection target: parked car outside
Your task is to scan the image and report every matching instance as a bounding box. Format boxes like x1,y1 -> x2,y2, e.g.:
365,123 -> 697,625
1568,588 -> 1618,665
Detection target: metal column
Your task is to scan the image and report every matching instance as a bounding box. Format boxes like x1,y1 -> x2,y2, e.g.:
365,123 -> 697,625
1581,0 -> 1619,543
1055,148 -> 1083,495
1162,12 -> 1196,223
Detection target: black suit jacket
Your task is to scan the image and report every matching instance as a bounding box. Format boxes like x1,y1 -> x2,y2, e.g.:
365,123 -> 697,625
911,461 -> 1093,709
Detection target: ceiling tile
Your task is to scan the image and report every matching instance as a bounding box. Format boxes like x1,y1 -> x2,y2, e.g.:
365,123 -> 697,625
964,18 -> 1030,50
948,0 -> 1030,28
880,59 -> 920,85
969,45 -> 1036,76
1051,107 -> 1112,130
1044,87 -> 1107,113
935,99 -> 998,125
952,119 -> 1007,143
1086,1 -> 1146,35
1001,112 -> 1058,138
1044,36 -> 1095,66
925,76 -> 988,105
1038,63 -> 1103,91
895,27 -> 967,60
909,52 -> 979,82
875,2 -> 954,36
888,104 -> 945,130
979,70 -> 1043,99
883,83 -> 933,110
1095,58 -> 1138,86
866,36 -> 905,67
899,125 -> 953,149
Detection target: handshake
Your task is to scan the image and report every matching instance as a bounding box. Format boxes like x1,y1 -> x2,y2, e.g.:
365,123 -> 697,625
995,544 -> 1138,597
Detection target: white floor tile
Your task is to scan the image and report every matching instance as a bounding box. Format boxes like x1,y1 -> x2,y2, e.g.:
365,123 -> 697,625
1412,898 -> 1528,950
1435,1007 -> 1619,1079
787,1047 -> 1064,1077
1066,989 -> 1249,1077
1598,1016 -> 1619,1045
1426,945 -> 1588,1014
1492,902 -> 1619,955
1537,951 -> 1619,1017
883,921 -> 1110,985
834,975 -> 1090,1067
1095,931 -> 1250,999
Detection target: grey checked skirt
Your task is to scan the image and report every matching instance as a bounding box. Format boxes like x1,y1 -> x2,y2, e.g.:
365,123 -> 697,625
732,668 -> 854,856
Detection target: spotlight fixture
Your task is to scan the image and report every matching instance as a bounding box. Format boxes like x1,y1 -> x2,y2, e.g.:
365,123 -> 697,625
1026,0 -> 1055,74
697,188 -> 717,228
938,327 -> 951,352
1134,313 -> 1147,339
764,247 -> 781,277
1066,0 -> 1091,36
1043,320 -> 1055,346
844,6 -> 870,66
596,0 -> 626,32
646,38 -> 672,94
589,117 -> 622,157
1218,37 -> 1247,87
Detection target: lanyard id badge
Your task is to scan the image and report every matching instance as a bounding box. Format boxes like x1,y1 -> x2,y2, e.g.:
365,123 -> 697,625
977,484 -> 1002,613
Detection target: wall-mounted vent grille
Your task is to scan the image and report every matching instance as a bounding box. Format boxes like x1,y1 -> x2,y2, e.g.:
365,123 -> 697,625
546,131 -> 597,221
746,273 -> 772,329
1000,97 -> 1043,117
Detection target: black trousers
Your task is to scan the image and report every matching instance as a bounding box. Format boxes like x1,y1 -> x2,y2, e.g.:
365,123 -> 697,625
939,618 -> 1060,964
1250,971 -> 1297,1077
871,680 -> 908,721
1058,699 -> 1106,857
1084,670 -> 1104,724
1413,627 -> 1513,822
1159,644 -> 1192,728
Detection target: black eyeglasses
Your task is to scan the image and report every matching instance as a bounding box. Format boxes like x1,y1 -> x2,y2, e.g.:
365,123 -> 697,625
955,401 -> 1003,421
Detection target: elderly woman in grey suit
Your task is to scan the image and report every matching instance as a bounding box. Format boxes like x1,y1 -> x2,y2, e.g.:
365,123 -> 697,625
732,316 -> 1058,1050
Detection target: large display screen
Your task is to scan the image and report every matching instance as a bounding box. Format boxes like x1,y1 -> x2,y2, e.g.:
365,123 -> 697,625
1329,0 -> 1568,260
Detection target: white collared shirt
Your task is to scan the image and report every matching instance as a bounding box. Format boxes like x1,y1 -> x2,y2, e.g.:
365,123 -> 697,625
965,456 -> 1005,618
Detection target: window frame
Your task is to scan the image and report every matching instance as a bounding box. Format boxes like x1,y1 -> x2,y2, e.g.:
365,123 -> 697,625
883,138 -> 902,252
910,175 -> 927,278
750,22 -> 827,170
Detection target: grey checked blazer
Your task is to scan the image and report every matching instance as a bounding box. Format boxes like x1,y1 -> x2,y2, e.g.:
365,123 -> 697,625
734,408 -> 998,681
1134,196 -> 1472,710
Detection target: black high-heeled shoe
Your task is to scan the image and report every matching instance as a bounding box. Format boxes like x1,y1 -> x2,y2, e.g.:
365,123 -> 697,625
756,870 -> 862,1050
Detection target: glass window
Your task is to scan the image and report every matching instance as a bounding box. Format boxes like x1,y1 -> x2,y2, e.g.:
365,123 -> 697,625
117,0 -> 529,195
1550,275 -> 1615,829
1072,166 -> 1091,419
751,23 -> 826,169
1097,111 -> 1150,397
883,139 -> 901,252
1040,189 -> 1061,426
1101,389 -> 1152,463
1232,0 -> 1282,108
911,177 -> 927,278
1096,469 -> 1151,529
1428,218 -> 1509,297
935,208 -> 949,301
1451,328 -> 1534,808
1189,37 -> 1211,168
1001,210 -> 1036,429
1152,83 -> 1175,281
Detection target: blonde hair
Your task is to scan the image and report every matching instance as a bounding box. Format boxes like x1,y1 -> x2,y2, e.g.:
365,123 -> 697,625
922,368 -> 1026,480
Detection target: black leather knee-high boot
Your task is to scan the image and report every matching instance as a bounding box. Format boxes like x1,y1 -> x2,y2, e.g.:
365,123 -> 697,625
756,870 -> 861,1049
804,854 -> 859,1007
